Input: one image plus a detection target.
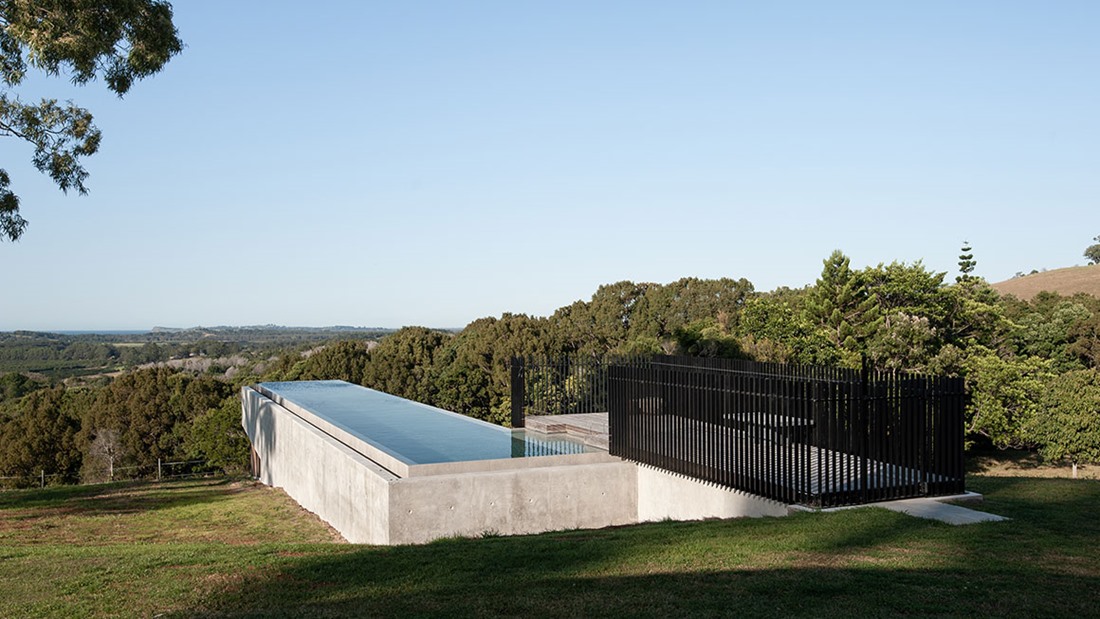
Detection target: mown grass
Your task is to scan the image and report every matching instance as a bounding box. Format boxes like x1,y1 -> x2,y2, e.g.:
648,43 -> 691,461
968,449 -> 1100,480
1,476 -> 1098,618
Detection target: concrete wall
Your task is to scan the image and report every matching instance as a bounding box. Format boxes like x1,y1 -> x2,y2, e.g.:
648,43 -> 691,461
242,388 -> 395,544
243,386 -> 787,545
389,461 -> 638,544
636,464 -> 787,521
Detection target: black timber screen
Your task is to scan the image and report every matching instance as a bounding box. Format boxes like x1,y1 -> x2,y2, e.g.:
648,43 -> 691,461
607,356 -> 965,508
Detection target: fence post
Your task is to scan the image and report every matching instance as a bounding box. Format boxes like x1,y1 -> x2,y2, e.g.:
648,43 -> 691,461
40,469 -> 45,488
511,357 -> 525,428
859,355 -> 870,504
158,458 -> 162,482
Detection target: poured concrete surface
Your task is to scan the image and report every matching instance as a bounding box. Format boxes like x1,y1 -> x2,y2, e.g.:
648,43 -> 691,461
637,464 -> 787,521
244,390 -> 787,545
789,492 -> 1008,525
875,495 -> 1009,525
242,387 -> 638,544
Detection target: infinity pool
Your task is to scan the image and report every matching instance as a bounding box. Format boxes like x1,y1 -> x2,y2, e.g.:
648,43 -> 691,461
255,380 -> 595,465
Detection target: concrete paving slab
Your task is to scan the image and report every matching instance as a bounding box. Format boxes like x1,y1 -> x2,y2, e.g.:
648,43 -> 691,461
875,496 -> 1009,525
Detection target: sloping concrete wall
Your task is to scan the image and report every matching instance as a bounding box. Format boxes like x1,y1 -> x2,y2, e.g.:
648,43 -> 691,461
241,388 -> 395,544
636,464 -> 787,521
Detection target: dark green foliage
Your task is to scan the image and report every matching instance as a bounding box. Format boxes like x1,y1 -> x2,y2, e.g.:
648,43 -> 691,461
0,0 -> 182,240
942,278 -> 1010,350
294,340 -> 371,384
1085,235 -> 1100,265
957,241 -> 976,282
361,327 -> 450,405
0,371 -> 42,402
434,314 -> 552,423
0,387 -> 82,482
803,250 -> 881,366
1067,313 -> 1100,368
963,347 -> 1052,449
1029,369 -> 1100,476
1014,300 -> 1092,370
672,319 -> 744,359
184,395 -> 250,474
630,277 -> 755,343
79,367 -> 232,479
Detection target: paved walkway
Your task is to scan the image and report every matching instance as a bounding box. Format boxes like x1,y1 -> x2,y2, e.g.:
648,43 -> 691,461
874,495 -> 1008,525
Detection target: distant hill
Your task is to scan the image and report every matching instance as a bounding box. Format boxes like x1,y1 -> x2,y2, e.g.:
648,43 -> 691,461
991,265 -> 1100,300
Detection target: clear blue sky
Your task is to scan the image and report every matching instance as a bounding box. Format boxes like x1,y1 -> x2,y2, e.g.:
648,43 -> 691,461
1,1 -> 1096,330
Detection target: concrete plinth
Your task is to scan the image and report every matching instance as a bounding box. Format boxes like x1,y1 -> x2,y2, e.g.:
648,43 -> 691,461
242,386 -> 787,545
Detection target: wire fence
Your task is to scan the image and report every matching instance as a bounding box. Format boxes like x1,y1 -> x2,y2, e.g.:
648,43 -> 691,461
0,458 -> 225,490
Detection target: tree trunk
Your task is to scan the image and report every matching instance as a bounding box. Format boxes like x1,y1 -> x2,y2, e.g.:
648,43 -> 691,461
1072,461 -> 1078,480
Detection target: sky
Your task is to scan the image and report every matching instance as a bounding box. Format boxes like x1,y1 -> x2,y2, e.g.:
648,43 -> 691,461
1,1 -> 1096,330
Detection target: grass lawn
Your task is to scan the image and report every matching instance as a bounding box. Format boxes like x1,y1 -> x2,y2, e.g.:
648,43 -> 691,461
1,476 -> 1099,618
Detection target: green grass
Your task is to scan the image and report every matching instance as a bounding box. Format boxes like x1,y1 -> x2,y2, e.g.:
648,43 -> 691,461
2,476 -> 1099,618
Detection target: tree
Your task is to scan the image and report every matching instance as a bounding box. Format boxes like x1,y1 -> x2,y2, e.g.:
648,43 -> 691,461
184,395 -> 250,474
295,340 -> 371,384
0,1 -> 183,241
1067,313 -> 1100,369
0,386 -> 82,483
962,347 -> 1052,449
435,314 -> 552,423
1015,300 -> 1092,370
1028,369 -> 1100,479
80,366 -> 230,475
361,327 -> 450,404
804,250 -> 881,367
957,241 -> 976,282
1085,235 -> 1100,265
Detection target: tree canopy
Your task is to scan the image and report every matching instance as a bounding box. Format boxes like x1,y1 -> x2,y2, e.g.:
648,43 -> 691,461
1086,235 -> 1100,265
0,0 -> 182,241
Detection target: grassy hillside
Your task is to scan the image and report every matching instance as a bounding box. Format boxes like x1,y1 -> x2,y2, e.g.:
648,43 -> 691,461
2,476 -> 1100,617
992,264 -> 1100,300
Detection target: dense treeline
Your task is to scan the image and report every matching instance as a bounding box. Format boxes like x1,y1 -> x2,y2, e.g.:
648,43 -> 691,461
277,250 -> 1100,471
0,330 -> 390,485
2,249 -> 1099,484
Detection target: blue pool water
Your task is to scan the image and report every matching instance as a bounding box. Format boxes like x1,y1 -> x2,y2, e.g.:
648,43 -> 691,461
257,380 -> 595,465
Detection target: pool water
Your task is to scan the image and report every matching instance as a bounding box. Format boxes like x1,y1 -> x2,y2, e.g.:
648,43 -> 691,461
256,380 -> 595,465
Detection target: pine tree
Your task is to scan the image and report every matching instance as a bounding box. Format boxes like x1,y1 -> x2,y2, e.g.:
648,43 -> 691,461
804,250 -> 880,365
957,241 -> 977,282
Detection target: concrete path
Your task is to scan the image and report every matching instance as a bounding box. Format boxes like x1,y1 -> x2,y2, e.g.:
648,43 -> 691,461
874,495 -> 1008,525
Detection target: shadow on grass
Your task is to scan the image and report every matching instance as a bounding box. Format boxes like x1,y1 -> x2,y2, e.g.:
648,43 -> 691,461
174,475 -> 1100,618
0,477 -> 244,516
